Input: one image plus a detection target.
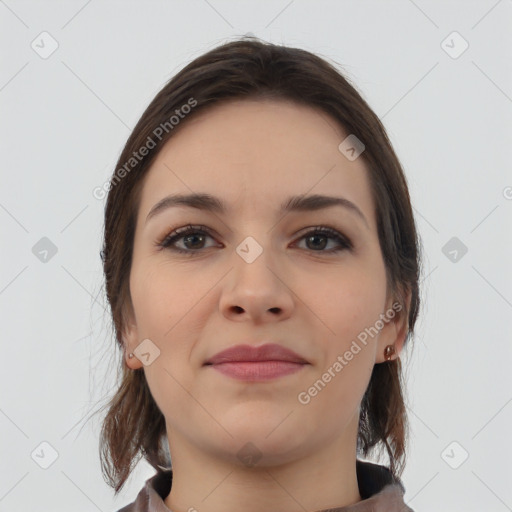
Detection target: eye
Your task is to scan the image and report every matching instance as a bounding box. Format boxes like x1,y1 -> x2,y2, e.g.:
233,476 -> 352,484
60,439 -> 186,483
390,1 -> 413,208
293,226 -> 352,253
157,224 -> 352,256
158,225 -> 219,256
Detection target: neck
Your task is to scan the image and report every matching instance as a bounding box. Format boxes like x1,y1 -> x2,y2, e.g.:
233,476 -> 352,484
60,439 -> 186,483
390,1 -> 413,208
164,416 -> 362,512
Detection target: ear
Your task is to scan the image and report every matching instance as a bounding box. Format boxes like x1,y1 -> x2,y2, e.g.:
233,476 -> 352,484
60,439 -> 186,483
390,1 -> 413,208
375,288 -> 412,364
121,306 -> 144,370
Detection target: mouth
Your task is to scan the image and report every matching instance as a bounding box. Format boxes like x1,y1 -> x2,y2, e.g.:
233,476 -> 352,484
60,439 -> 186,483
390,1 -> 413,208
205,360 -> 308,381
204,343 -> 308,365
203,342 -> 309,381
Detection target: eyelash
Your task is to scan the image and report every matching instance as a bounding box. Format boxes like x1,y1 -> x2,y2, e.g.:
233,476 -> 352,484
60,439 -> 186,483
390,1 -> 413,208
156,224 -> 353,257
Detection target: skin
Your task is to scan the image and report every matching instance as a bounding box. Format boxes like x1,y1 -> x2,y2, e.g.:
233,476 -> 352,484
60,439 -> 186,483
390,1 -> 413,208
123,99 -> 410,512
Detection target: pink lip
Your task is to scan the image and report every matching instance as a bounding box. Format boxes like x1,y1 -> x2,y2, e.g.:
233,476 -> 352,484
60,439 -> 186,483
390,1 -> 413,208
204,343 -> 308,365
204,343 -> 309,381
209,361 -> 306,381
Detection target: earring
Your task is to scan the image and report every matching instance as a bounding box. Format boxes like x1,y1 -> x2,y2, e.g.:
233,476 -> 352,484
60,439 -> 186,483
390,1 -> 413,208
384,345 -> 395,361
128,353 -> 134,359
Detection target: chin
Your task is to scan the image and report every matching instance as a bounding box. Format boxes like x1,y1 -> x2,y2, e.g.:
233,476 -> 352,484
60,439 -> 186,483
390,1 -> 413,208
216,420 -> 309,463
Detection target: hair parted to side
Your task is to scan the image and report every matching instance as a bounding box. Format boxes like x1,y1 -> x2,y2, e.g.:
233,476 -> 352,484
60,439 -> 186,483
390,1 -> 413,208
98,36 -> 422,494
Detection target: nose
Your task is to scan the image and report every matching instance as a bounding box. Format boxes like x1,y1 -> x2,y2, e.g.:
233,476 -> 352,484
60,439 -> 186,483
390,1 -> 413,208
219,238 -> 294,324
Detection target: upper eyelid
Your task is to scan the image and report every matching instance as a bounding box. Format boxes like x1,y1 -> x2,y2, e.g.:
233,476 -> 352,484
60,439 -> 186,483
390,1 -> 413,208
161,224 -> 345,239
159,224 -> 352,248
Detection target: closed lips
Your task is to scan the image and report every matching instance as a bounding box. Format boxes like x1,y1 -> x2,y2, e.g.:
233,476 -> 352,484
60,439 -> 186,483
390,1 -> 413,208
204,343 -> 309,365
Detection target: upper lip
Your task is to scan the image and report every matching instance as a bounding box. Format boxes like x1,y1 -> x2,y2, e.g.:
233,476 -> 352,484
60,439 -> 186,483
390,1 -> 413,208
204,343 -> 309,365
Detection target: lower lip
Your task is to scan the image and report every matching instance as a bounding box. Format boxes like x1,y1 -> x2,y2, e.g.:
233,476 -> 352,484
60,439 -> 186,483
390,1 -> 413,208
207,361 -> 307,381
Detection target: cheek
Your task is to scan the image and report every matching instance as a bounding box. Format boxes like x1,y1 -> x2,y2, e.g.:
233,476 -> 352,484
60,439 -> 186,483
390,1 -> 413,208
129,264 -> 202,418
297,273 -> 380,426
301,262 -> 387,342
297,261 -> 385,407
129,261 -> 213,390
130,261 -> 206,338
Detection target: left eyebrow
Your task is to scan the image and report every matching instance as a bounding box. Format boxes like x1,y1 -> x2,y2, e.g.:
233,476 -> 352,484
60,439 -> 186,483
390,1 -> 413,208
145,192 -> 369,229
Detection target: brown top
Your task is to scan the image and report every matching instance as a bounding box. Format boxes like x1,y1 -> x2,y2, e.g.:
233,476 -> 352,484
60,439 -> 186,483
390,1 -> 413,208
116,459 -> 414,512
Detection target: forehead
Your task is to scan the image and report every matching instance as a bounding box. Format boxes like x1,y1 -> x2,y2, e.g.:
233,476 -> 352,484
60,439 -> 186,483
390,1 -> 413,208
137,99 -> 376,228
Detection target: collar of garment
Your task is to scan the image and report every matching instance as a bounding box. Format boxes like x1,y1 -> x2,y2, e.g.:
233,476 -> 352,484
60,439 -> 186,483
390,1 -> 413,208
117,459 -> 414,512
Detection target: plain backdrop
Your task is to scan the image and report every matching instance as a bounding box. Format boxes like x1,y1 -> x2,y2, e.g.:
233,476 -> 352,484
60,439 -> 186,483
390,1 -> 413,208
1,1 -> 511,511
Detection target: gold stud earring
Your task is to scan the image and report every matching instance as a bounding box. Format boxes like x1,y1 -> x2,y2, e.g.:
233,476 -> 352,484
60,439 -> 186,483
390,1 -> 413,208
384,345 -> 395,361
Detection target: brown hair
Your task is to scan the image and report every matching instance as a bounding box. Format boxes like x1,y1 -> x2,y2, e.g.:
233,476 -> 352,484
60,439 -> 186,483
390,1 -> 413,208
97,36 -> 422,493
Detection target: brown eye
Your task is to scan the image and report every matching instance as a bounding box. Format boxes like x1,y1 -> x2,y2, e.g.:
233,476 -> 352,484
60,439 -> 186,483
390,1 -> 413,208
295,226 -> 352,253
159,225 -> 219,255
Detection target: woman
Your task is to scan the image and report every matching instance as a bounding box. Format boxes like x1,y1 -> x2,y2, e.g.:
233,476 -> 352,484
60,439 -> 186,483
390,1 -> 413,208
99,36 -> 421,512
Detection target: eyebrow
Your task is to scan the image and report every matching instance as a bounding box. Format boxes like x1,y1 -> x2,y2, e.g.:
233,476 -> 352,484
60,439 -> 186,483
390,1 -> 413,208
145,192 -> 369,229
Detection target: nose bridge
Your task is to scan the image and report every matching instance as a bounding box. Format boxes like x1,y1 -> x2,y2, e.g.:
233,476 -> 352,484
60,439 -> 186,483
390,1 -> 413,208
219,226 -> 294,320
232,230 -> 277,285
231,212 -> 275,260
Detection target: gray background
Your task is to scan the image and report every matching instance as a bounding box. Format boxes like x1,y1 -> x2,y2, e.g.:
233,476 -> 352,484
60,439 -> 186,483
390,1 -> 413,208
1,1 -> 511,511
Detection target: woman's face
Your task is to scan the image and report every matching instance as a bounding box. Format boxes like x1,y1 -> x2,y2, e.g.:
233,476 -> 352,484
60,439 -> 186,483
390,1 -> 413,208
124,99 -> 407,467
